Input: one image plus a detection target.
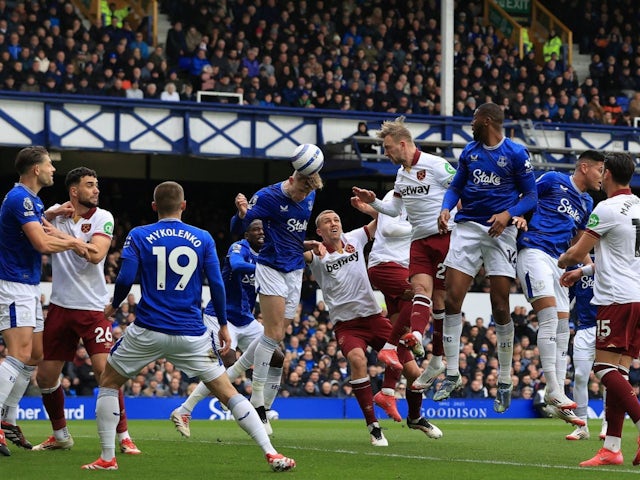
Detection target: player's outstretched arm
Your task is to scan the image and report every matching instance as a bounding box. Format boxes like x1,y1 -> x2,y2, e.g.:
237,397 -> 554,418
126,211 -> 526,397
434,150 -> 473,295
24,220 -> 97,258
559,269 -> 583,287
351,186 -> 376,203
350,196 -> 378,218
44,201 -> 74,221
558,233 -> 598,269
235,193 -> 248,218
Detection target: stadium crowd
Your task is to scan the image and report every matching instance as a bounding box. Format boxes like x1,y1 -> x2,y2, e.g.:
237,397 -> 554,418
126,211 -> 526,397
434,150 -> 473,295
0,0 -> 638,126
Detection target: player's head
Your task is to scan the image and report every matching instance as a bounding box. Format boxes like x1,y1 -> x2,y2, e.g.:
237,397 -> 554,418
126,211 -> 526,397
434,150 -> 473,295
602,151 -> 635,193
315,209 -> 342,241
575,150 -> 605,191
66,166 -> 99,209
287,170 -> 323,202
245,219 -> 264,251
376,116 -> 414,166
472,102 -> 504,143
15,146 -> 54,186
152,181 -> 185,216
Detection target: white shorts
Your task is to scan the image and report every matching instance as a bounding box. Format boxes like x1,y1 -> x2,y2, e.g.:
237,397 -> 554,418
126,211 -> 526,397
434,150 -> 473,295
517,248 -> 569,313
572,326 -> 596,362
255,264 -> 303,319
108,323 -> 226,383
444,221 -> 517,278
0,279 -> 44,333
205,312 -> 264,352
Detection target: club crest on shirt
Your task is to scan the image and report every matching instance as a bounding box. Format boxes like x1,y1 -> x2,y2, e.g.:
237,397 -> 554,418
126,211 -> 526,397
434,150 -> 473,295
416,169 -> 426,181
497,156 -> 507,167
345,244 -> 355,253
81,223 -> 91,233
23,197 -> 33,211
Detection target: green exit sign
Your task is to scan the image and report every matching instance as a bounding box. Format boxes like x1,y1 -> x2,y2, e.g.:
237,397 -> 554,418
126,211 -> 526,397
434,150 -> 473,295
496,0 -> 531,16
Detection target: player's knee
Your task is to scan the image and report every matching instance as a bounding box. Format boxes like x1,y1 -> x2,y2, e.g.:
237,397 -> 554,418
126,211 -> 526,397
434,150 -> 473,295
444,296 -> 462,313
270,348 -> 285,368
222,350 -> 237,368
490,304 -> 510,322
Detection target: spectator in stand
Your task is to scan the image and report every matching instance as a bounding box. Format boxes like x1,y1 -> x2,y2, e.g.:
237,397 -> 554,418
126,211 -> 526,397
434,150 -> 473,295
125,79 -> 143,99
602,95 -> 623,119
160,82 -> 180,101
129,32 -> 149,60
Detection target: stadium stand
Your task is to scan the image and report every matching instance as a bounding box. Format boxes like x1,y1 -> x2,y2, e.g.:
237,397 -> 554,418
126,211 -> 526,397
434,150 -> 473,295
2,0 -> 637,404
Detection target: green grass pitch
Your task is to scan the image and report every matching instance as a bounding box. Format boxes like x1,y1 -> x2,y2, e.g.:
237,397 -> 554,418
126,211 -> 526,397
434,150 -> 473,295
4,419 -> 640,479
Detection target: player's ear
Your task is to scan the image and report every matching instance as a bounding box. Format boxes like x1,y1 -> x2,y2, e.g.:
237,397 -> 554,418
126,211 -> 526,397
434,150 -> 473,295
151,201 -> 157,211
181,200 -> 186,211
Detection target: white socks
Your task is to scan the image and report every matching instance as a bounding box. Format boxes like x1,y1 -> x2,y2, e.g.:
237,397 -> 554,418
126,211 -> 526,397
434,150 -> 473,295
250,335 -> 278,409
443,313 -> 462,376
180,381 -> 211,413
573,357 -> 592,420
495,321 -> 515,384
228,394 -> 276,455
536,307 -> 560,393
555,319 -> 570,394
95,387 -> 120,461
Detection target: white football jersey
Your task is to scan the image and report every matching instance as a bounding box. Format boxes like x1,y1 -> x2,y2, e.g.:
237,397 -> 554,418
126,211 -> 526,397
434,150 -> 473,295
309,228 -> 381,323
368,190 -> 411,269
587,191 -> 640,305
50,206 -> 114,310
394,151 -> 456,240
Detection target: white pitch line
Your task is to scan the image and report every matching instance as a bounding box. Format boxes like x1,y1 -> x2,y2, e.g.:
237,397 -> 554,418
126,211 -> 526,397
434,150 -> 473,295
73,433 -> 639,474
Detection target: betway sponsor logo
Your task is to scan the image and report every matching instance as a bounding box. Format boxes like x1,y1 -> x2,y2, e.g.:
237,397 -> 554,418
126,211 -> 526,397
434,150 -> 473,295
400,184 -> 431,196
326,251 -> 359,273
472,169 -> 501,185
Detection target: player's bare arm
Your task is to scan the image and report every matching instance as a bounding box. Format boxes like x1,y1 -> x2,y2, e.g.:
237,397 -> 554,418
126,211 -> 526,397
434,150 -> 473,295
350,196 -> 378,218
235,193 -> 248,219
351,186 -> 376,204
85,234 -> 111,265
23,221 -> 98,258
559,269 -> 583,287
511,216 -> 528,231
217,324 -> 231,356
365,219 -> 378,240
104,304 -> 117,319
487,210 -> 511,237
44,201 -> 74,221
557,232 -> 598,269
438,209 -> 450,234
304,240 -> 326,257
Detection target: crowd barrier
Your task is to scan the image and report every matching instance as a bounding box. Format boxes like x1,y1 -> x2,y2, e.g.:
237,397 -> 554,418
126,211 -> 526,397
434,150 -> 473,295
17,397 -> 604,421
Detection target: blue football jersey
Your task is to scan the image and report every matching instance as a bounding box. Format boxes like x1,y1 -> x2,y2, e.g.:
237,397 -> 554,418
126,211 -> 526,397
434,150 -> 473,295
0,184 -> 45,285
568,262 -> 597,330
118,218 -> 225,336
234,182 -> 315,272
204,238 -> 257,327
446,138 -> 537,224
518,172 -> 593,258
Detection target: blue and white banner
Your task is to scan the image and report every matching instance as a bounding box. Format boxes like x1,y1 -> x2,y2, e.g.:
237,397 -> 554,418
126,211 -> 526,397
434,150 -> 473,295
16,397 -> 605,421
